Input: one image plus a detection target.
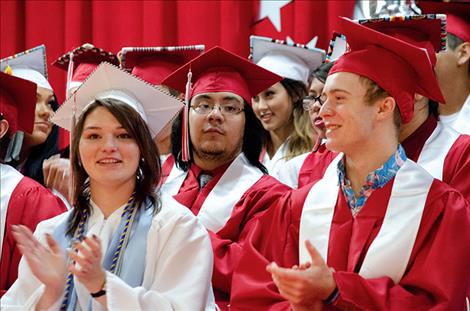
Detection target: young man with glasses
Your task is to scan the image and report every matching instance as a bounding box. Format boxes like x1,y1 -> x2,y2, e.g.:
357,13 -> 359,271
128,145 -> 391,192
161,46 -> 293,310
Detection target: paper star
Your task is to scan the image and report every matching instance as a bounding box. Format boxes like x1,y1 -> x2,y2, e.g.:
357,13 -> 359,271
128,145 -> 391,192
258,0 -> 291,32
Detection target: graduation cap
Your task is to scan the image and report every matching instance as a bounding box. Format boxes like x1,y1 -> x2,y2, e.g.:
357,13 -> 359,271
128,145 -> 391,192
53,43 -> 119,97
0,72 -> 37,136
356,14 -> 447,66
0,45 -> 52,91
419,1 -> 470,43
162,46 -> 283,162
250,35 -> 326,85
326,32 -> 349,63
121,45 -> 205,86
330,17 -> 446,123
51,62 -> 184,138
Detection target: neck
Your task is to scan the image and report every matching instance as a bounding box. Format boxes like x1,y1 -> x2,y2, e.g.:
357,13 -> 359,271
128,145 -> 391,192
399,103 -> 429,142
439,77 -> 470,115
18,139 -> 34,164
344,134 -> 397,196
193,154 -> 237,171
90,180 -> 136,218
268,124 -> 293,158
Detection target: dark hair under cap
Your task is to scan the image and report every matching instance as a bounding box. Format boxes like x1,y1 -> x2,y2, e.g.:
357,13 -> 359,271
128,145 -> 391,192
311,61 -> 335,84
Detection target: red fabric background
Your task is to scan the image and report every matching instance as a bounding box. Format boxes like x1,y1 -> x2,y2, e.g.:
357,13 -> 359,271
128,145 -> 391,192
0,0 -> 354,146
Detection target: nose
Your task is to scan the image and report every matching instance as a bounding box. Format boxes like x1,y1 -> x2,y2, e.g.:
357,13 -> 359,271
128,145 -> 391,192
318,98 -> 333,119
101,135 -> 118,153
36,101 -> 53,120
206,104 -> 224,122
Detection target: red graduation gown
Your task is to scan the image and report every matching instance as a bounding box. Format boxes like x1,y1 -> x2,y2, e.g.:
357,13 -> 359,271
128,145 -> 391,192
163,156 -> 292,309
402,115 -> 470,202
231,168 -> 470,310
0,174 -> 67,296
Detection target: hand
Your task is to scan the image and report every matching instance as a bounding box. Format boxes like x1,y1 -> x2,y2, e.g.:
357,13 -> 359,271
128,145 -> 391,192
69,235 -> 106,294
43,156 -> 71,202
266,240 -> 336,307
12,225 -> 67,294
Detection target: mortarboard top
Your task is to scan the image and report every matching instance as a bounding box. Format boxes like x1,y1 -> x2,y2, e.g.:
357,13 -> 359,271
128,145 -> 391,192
121,45 -> 205,86
162,46 -> 283,104
419,0 -> 470,43
250,35 -> 325,85
51,62 -> 184,138
0,45 -> 52,91
326,32 -> 348,63
0,72 -> 37,136
330,17 -> 446,123
53,43 -> 119,93
357,14 -> 447,66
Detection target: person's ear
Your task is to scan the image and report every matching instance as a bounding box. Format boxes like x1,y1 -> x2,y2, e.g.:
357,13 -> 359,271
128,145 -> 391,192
0,119 -> 10,140
376,96 -> 396,122
456,42 -> 470,67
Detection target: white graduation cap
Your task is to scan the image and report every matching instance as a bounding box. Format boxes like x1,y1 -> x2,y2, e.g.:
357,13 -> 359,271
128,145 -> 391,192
0,45 -> 52,91
51,62 -> 184,138
250,35 -> 325,85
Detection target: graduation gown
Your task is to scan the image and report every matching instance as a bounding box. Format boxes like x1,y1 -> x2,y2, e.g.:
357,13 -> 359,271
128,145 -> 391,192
161,153 -> 291,308
0,192 -> 215,310
402,115 -> 470,202
276,144 -> 338,189
0,164 -> 67,297
230,157 -> 470,310
440,94 -> 470,135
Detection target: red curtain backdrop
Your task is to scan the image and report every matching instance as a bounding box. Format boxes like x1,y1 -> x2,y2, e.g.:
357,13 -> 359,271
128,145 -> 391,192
0,0 -> 354,146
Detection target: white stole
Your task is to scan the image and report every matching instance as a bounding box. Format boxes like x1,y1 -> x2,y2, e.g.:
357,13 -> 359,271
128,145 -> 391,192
262,141 -> 288,175
161,153 -> 264,232
0,164 -> 24,259
417,121 -> 460,180
299,157 -> 433,284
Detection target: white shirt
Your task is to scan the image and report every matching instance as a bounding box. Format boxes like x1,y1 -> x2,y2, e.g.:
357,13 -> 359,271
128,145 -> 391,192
1,192 -> 215,311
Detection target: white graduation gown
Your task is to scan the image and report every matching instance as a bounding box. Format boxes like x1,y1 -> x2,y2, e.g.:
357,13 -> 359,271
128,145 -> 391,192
0,192 -> 215,311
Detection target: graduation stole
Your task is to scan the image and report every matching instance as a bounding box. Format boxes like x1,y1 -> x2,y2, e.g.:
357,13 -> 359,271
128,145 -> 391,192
53,196 -> 154,311
0,164 -> 24,259
161,153 -> 264,232
417,121 -> 460,180
299,156 -> 433,284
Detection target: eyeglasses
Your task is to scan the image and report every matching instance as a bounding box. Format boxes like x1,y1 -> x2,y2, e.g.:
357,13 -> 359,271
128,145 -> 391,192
190,103 -> 245,115
302,95 -> 326,111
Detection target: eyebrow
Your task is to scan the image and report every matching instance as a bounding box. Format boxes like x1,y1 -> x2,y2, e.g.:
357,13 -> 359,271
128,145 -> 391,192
322,88 -> 352,97
83,125 -> 125,130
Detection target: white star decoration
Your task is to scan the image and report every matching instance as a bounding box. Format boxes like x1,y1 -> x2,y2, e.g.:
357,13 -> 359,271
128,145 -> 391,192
258,0 -> 291,32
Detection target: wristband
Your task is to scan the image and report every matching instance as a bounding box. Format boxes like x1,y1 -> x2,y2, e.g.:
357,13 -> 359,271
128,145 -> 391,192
90,279 -> 106,298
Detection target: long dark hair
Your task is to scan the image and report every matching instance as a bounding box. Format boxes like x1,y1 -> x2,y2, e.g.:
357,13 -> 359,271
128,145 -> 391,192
66,98 -> 161,236
171,102 -> 268,174
22,95 -> 60,185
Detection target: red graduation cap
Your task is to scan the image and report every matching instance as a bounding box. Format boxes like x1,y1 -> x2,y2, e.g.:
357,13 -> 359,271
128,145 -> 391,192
162,46 -> 282,104
121,45 -> 205,86
53,43 -> 119,96
330,17 -> 446,123
0,72 -> 37,136
162,46 -> 282,162
419,1 -> 470,43
356,15 -> 446,66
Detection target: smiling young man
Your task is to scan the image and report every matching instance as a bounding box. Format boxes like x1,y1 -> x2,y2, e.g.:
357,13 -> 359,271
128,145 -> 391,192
161,46 -> 293,309
230,17 -> 470,310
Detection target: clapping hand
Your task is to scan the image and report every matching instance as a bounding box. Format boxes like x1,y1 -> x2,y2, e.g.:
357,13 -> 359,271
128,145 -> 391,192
266,240 -> 337,310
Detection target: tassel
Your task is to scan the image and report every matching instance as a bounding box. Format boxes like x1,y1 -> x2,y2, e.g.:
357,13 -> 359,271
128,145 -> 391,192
66,52 -> 74,99
181,69 -> 192,162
